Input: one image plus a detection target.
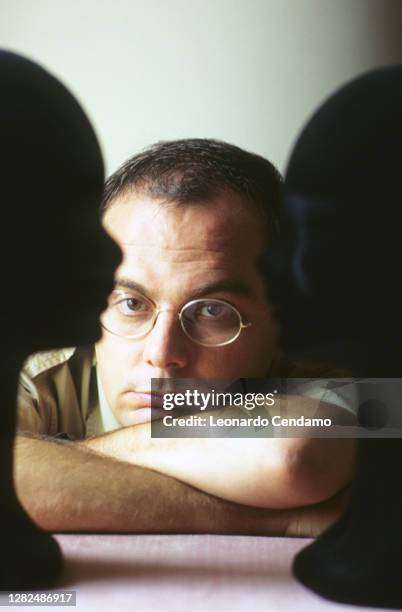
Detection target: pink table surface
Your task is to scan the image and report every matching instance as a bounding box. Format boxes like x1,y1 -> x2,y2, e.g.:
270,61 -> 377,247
50,534 -> 387,612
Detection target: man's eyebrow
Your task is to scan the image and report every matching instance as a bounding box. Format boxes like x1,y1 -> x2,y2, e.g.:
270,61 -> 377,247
115,278 -> 149,296
188,280 -> 253,299
115,277 -> 253,300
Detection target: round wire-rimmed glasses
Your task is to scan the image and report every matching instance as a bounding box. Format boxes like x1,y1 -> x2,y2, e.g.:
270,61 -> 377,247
101,291 -> 252,347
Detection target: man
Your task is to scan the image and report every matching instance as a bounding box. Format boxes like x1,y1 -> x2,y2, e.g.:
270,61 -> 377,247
16,139 -> 355,534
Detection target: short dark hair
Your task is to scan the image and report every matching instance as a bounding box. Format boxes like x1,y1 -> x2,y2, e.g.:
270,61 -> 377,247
102,139 -> 282,240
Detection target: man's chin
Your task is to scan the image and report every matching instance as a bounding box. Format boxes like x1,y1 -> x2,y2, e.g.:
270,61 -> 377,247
119,407 -> 165,426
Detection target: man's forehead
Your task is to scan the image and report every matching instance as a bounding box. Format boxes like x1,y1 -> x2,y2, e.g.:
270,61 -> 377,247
104,195 -> 268,303
103,193 -> 264,257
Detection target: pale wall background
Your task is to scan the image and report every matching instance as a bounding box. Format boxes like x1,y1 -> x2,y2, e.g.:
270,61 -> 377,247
1,0 -> 402,175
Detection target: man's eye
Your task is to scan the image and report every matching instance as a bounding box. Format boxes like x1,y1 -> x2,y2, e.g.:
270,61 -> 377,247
198,303 -> 225,318
117,298 -> 149,316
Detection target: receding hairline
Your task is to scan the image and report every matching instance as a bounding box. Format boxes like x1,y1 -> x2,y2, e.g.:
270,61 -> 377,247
100,139 -> 282,244
101,184 -> 274,245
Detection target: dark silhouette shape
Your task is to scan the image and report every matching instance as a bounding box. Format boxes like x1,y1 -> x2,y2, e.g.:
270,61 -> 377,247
0,51 -> 121,589
264,65 -> 402,608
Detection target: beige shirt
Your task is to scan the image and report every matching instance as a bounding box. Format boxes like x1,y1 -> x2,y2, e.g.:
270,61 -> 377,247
17,348 -> 356,439
17,346 -> 102,439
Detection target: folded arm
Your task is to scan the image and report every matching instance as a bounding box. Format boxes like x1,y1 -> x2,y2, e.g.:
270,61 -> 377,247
14,432 -> 350,537
83,397 -> 356,509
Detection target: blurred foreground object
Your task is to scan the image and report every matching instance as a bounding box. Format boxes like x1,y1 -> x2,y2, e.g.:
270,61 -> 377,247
0,50 -> 120,589
264,64 -> 402,608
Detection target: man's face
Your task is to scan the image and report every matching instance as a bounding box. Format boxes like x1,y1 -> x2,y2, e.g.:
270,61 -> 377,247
96,192 -> 277,426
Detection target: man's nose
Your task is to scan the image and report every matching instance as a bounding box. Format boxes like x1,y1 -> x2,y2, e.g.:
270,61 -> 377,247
143,311 -> 189,370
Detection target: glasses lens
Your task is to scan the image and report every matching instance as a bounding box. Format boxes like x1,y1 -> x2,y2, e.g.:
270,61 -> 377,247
101,290 -> 155,338
181,299 -> 242,346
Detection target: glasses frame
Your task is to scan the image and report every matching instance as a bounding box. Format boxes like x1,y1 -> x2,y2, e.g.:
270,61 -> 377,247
101,296 -> 252,347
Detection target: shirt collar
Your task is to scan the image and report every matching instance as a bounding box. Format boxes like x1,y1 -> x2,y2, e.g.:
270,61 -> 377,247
96,367 -> 121,433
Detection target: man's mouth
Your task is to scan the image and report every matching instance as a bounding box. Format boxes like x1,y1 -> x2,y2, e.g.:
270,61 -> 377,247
119,391 -> 166,426
124,391 -> 166,409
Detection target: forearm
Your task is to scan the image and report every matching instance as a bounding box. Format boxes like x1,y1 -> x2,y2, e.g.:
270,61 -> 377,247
83,413 -> 356,509
13,434 -> 292,535
85,430 -> 292,508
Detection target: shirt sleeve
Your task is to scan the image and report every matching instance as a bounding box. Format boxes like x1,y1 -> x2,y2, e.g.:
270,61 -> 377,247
287,379 -> 358,416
